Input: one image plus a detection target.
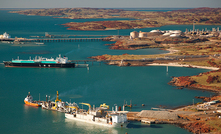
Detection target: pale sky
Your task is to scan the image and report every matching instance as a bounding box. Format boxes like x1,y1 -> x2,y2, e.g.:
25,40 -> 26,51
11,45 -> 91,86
1,0 -> 221,8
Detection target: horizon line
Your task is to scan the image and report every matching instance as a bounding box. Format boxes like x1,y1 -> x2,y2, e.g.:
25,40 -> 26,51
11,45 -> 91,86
0,7 -> 217,9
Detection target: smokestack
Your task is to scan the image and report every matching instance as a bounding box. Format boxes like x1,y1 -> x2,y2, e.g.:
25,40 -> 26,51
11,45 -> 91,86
118,106 -> 121,111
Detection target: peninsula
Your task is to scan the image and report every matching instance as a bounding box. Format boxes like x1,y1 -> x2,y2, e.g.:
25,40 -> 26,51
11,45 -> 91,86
10,7 -> 221,30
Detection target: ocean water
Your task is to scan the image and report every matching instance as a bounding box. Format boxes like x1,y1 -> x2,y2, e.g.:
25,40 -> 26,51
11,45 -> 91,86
0,9 -> 220,134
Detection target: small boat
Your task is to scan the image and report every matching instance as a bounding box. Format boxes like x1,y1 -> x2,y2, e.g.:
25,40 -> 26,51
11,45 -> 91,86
24,92 -> 40,107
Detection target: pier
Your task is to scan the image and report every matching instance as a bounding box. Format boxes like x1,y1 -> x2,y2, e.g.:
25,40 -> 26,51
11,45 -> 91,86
0,37 -> 110,43
31,33 -> 117,38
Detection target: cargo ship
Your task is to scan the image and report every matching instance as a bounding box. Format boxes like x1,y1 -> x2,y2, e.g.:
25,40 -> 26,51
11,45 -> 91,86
3,54 -> 75,68
65,103 -> 129,128
24,92 -> 40,107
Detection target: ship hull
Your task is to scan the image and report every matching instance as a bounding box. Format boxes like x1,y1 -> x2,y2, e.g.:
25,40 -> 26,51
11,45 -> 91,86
4,62 -> 75,68
65,113 -> 129,128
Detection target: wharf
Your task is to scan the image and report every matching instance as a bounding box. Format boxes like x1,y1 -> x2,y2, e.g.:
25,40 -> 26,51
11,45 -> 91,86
0,37 -> 110,43
31,33 -> 117,38
141,119 -> 155,124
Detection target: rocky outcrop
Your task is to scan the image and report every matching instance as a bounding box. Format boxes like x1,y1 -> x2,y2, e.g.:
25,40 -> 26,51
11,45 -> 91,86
168,76 -> 196,87
107,41 -> 135,50
180,122 -> 216,134
169,69 -> 221,92
90,55 -> 107,60
195,95 -> 221,102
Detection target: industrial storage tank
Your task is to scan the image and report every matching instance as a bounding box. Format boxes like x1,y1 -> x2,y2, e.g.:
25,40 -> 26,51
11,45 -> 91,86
139,31 -> 148,38
130,31 -> 139,39
170,30 -> 182,34
163,33 -> 171,36
150,30 -> 161,33
170,34 -> 180,37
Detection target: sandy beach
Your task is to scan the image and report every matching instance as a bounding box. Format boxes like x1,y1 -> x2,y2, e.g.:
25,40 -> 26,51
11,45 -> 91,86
148,63 -> 220,70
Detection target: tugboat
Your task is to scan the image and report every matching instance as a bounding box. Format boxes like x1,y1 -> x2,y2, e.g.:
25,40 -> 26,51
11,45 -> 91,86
24,92 -> 40,107
3,54 -> 75,68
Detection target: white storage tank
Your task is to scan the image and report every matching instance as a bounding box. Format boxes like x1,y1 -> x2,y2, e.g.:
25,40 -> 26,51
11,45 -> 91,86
170,34 -> 180,37
150,30 -> 161,33
139,31 -> 148,38
163,33 -> 171,36
130,31 -> 139,39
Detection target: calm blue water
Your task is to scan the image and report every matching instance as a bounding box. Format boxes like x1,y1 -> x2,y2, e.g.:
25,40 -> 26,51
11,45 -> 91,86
0,9 -> 219,134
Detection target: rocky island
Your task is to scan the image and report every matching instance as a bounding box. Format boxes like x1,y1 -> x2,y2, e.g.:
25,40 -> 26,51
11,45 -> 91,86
62,20 -> 161,30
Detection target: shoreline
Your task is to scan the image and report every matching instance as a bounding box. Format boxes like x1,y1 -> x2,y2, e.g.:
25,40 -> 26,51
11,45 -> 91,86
148,63 -> 220,70
128,93 -> 221,133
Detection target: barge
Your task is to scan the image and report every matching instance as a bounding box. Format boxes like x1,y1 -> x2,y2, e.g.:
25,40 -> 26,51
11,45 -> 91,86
25,91 -> 129,128
65,103 -> 129,128
4,54 -> 75,68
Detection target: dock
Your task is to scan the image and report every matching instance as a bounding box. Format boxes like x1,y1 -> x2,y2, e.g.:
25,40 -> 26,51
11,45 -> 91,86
141,119 -> 155,124
151,107 -> 170,111
0,37 -> 110,43
0,33 -> 117,43
32,33 -> 117,38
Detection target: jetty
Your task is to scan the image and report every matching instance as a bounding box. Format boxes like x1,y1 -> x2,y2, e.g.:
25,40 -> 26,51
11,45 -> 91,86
0,33 -> 117,43
31,33 -> 117,38
0,37 -> 110,43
